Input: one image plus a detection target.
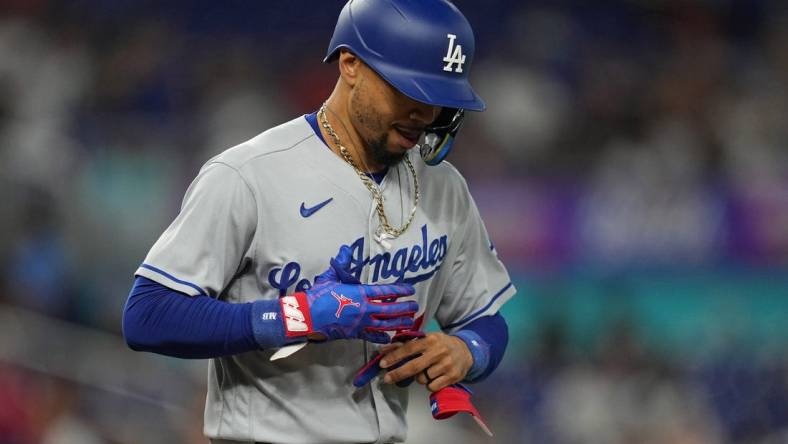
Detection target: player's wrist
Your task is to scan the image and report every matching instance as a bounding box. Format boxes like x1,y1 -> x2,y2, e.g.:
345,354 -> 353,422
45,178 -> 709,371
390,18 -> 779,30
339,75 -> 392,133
450,330 -> 490,382
250,299 -> 307,349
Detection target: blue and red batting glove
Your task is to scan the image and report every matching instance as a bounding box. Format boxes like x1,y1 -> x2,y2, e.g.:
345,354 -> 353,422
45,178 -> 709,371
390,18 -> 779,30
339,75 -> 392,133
281,246 -> 418,344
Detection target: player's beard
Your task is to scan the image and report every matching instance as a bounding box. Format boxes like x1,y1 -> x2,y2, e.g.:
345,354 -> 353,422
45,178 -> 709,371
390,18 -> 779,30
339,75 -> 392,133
351,77 -> 407,169
367,133 -> 406,168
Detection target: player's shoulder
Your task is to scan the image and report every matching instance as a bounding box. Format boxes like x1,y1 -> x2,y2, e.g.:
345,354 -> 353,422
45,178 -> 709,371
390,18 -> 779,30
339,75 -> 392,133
419,158 -> 472,196
415,158 -> 477,221
203,115 -> 314,170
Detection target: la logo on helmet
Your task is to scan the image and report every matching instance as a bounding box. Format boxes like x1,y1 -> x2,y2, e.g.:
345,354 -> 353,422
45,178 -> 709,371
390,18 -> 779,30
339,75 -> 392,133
442,34 -> 466,73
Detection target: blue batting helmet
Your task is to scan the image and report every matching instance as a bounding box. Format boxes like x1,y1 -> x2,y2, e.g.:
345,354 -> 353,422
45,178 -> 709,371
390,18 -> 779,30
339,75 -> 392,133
324,0 -> 486,112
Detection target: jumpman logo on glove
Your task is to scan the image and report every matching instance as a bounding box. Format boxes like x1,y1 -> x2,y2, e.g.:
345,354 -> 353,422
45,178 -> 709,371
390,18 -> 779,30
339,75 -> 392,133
331,291 -> 360,318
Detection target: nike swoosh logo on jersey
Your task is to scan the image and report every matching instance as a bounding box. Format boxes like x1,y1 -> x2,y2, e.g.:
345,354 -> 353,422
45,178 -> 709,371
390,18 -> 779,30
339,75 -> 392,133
300,198 -> 333,218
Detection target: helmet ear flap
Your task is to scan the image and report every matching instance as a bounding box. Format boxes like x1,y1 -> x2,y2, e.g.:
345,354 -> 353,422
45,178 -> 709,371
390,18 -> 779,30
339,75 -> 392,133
419,108 -> 465,166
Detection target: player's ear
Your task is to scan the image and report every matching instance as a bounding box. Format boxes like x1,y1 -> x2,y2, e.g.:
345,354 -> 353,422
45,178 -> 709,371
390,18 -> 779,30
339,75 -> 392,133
338,49 -> 361,87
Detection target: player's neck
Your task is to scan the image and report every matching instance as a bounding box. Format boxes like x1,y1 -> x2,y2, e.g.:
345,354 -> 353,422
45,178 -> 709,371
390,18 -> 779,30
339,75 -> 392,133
320,96 -> 383,173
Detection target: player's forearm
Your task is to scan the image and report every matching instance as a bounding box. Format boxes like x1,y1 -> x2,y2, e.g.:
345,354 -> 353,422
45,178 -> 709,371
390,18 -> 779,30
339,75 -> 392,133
122,276 -> 294,358
451,312 -> 509,382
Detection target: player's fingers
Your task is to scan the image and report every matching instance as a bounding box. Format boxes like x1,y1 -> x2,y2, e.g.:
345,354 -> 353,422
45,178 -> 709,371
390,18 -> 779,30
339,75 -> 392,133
371,312 -> 414,320
313,267 -> 337,284
423,355 -> 465,390
366,317 -> 414,332
380,342 -> 403,354
425,374 -> 453,392
333,245 -> 353,267
364,283 -> 415,299
382,352 -> 436,384
395,375 -> 416,388
425,359 -> 455,383
330,246 -> 361,284
379,338 -> 429,369
368,301 -> 418,318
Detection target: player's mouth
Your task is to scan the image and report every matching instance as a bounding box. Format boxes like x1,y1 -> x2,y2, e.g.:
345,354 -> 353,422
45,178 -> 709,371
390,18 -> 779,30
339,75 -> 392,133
393,126 -> 424,148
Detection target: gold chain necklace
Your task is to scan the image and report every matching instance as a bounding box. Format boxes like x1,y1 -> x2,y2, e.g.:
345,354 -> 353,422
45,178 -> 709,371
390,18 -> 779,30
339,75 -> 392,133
318,103 -> 419,249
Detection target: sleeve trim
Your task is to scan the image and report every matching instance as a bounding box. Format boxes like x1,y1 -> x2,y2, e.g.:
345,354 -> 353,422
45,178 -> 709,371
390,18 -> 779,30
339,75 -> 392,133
443,282 -> 513,330
138,264 -> 208,297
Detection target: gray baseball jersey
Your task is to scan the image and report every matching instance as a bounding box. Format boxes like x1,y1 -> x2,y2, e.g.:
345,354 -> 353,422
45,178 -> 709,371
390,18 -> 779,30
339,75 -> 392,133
135,115 -> 515,443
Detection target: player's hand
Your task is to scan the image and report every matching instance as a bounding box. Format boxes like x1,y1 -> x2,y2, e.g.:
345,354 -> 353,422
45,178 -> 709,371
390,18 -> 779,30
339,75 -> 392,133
378,332 -> 473,392
280,246 -> 418,344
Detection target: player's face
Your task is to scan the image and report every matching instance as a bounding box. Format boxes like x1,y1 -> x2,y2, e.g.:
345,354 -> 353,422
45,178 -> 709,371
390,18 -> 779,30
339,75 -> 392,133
348,63 -> 441,168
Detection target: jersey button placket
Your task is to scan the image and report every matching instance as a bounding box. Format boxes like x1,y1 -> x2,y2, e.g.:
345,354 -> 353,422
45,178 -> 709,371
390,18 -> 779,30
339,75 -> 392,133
366,170 -> 409,443
364,174 -> 395,443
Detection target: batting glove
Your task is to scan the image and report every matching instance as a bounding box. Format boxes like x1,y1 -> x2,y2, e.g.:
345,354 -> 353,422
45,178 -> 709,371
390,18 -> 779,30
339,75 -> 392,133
280,246 -> 418,344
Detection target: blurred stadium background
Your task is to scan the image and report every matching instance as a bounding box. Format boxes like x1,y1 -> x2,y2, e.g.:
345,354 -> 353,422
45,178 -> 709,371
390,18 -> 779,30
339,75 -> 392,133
1,0 -> 787,443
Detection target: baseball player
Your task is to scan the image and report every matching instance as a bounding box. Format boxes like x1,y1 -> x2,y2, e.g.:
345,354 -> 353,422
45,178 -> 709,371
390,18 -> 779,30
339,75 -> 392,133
122,1 -> 515,443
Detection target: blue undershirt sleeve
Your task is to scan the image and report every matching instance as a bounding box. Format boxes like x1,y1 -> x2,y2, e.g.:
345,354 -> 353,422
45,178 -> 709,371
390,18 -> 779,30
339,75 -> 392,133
122,276 -> 300,359
450,312 -> 509,383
